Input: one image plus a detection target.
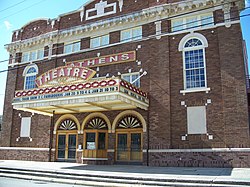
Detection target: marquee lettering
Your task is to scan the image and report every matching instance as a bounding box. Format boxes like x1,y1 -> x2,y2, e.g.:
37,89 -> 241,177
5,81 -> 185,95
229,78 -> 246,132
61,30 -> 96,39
35,66 -> 96,88
67,51 -> 136,67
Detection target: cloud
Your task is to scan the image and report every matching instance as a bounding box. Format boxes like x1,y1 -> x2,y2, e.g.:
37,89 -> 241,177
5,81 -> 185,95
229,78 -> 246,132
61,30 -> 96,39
4,21 -> 12,30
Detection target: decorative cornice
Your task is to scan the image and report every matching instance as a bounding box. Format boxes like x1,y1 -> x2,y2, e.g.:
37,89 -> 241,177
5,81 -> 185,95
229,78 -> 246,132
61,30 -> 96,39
5,0 -> 232,52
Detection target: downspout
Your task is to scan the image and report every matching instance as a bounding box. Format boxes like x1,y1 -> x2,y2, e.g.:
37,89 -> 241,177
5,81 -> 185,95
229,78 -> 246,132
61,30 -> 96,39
146,94 -> 150,166
49,110 -> 55,162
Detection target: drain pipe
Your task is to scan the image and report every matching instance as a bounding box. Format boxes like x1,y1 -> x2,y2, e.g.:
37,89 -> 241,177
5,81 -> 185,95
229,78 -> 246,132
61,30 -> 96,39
49,110 -> 55,162
146,94 -> 150,166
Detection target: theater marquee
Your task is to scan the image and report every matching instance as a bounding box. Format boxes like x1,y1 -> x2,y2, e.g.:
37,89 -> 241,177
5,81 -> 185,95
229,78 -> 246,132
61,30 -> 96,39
36,66 -> 96,88
66,51 -> 136,67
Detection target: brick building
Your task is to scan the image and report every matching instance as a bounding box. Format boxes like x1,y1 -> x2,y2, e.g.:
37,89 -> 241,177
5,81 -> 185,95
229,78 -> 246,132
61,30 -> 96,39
0,0 -> 249,167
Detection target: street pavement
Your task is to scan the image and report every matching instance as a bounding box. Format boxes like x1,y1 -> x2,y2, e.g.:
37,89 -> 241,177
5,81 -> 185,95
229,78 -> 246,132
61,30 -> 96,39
0,160 -> 250,186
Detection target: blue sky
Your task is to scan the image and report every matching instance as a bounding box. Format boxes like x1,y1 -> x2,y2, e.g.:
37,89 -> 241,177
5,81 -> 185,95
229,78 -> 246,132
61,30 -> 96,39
0,0 -> 249,115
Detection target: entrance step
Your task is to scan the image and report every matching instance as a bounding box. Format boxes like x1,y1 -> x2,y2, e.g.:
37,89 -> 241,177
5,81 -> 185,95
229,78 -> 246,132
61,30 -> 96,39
0,167 -> 250,187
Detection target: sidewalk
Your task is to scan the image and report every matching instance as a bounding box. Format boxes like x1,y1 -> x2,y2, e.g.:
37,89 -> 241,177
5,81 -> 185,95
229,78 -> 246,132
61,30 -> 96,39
0,160 -> 250,186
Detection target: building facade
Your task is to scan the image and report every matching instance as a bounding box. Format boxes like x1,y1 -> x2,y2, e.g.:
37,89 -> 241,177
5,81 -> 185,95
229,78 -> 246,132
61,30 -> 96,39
0,0 -> 249,167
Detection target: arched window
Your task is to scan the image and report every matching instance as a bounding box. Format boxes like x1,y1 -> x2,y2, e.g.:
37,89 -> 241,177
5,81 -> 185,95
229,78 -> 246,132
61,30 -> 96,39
23,65 -> 38,90
179,33 -> 208,92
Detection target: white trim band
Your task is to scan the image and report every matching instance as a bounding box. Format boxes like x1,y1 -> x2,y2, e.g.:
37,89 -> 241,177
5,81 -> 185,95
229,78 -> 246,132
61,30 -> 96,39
148,148 -> 250,153
0,147 -> 50,151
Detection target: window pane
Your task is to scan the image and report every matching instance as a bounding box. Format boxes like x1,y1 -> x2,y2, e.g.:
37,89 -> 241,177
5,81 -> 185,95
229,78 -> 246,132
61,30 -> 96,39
73,42 -> 80,52
132,74 -> 140,87
121,30 -> 131,42
101,35 -> 109,46
185,49 -> 205,89
122,75 -> 130,82
37,49 -> 44,59
98,133 -> 106,149
22,52 -> 29,62
132,27 -> 142,40
186,17 -> 198,29
201,15 -> 214,27
25,75 -> 36,89
27,67 -> 37,74
29,51 -> 36,61
90,37 -> 100,48
64,44 -> 72,54
172,20 -> 184,32
86,133 -> 96,150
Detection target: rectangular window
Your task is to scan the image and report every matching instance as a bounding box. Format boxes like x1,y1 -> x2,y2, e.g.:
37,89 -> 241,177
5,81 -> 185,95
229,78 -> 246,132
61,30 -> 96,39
98,133 -> 106,149
185,49 -> 205,89
121,27 -> 142,42
25,75 -> 37,90
22,49 -> 44,62
90,35 -> 109,48
64,41 -> 80,54
187,106 -> 207,134
20,117 -> 31,137
171,13 -> 214,32
122,72 -> 140,87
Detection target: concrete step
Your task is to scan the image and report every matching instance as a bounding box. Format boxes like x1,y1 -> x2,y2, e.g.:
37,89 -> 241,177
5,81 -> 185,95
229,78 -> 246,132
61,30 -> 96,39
0,167 -> 249,187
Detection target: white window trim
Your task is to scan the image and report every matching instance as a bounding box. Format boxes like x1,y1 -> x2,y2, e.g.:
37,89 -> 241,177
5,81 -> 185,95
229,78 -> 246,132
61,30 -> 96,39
90,34 -> 110,48
63,41 -> 81,54
121,72 -> 140,87
171,13 -> 214,32
21,49 -> 44,63
23,64 -> 39,90
179,33 -> 209,94
121,26 -> 142,42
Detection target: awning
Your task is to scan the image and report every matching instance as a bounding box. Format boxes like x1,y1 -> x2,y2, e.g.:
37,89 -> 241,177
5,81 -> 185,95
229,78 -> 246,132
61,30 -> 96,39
13,78 -> 149,116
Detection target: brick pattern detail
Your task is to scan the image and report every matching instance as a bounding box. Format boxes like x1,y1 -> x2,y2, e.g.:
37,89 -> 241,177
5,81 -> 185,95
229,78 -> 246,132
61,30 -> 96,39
0,150 -> 50,162
149,152 -> 250,168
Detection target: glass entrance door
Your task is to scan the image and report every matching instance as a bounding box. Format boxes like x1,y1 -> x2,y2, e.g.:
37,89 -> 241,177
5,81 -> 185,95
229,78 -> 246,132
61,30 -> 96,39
116,132 -> 142,162
117,134 -> 128,161
57,133 -> 77,161
57,134 -> 66,159
130,133 -> 141,161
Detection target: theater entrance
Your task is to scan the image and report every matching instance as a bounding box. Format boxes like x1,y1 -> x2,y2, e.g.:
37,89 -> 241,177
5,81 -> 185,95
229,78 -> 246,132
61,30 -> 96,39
56,118 -> 78,162
115,114 -> 143,163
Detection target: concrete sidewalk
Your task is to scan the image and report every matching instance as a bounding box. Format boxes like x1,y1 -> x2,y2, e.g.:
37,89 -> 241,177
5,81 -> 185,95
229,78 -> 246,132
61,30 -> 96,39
0,160 -> 250,186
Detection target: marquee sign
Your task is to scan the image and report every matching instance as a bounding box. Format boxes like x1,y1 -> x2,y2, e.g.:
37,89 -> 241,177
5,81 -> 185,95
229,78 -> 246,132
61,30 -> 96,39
35,66 -> 96,88
66,51 -> 136,67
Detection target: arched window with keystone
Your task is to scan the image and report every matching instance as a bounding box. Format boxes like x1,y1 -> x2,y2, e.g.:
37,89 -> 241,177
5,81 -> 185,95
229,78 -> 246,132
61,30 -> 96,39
178,33 -> 209,93
23,64 -> 38,90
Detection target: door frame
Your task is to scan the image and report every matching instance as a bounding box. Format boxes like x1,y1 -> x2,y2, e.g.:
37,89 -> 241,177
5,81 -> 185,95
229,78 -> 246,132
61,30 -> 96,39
115,128 -> 143,163
56,130 -> 78,161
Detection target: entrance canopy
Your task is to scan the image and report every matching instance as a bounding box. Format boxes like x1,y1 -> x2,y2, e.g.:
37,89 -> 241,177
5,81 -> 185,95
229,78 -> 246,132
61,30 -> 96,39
13,78 -> 149,116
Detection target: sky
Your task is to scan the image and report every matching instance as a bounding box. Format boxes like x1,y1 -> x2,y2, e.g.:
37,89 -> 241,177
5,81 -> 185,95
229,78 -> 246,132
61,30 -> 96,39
0,0 -> 249,115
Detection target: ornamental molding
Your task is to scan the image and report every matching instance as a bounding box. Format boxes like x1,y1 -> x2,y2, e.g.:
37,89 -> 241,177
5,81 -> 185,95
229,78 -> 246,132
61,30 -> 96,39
5,0 -> 233,52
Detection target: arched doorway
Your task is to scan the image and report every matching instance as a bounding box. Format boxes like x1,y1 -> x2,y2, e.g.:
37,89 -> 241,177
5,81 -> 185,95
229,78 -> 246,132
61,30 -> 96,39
115,113 -> 144,163
82,113 -> 111,159
56,118 -> 78,162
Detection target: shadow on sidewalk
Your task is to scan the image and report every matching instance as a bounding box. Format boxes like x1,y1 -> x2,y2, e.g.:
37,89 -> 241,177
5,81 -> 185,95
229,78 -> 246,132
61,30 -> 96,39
61,164 -> 233,176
